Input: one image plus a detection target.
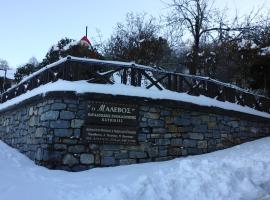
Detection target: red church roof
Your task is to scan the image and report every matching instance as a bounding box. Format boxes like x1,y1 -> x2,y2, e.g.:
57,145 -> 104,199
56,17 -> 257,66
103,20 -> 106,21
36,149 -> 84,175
80,36 -> 92,45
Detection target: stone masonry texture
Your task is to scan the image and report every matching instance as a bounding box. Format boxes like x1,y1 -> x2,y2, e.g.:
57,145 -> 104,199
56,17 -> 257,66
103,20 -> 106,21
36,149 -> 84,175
0,92 -> 269,171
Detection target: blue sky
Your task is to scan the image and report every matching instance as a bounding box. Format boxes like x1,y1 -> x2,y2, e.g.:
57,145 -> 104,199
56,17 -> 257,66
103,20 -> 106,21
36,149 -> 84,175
0,0 -> 269,68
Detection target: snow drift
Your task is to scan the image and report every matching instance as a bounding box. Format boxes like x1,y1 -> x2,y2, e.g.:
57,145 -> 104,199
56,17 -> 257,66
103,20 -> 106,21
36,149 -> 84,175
1,138 -> 270,200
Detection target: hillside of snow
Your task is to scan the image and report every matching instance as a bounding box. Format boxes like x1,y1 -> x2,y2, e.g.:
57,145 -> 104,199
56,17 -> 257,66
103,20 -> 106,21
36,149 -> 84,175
1,138 -> 270,200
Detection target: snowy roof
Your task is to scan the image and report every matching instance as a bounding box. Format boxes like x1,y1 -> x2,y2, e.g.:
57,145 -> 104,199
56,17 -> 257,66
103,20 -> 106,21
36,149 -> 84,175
80,36 -> 91,45
0,68 -> 16,80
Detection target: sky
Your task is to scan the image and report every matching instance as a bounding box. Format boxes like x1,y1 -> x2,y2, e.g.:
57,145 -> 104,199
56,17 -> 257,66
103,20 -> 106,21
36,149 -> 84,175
0,0 -> 269,68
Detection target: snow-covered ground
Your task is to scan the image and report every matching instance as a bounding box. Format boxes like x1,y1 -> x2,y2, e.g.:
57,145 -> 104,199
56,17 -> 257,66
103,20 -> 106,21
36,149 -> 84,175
1,138 -> 270,200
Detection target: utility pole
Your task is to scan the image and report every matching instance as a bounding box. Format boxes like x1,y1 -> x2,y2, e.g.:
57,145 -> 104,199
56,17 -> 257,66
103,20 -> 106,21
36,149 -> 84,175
86,26 -> 88,37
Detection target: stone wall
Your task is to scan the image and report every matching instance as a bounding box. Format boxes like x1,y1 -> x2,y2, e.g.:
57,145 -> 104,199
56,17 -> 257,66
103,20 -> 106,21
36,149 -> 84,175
0,92 -> 269,171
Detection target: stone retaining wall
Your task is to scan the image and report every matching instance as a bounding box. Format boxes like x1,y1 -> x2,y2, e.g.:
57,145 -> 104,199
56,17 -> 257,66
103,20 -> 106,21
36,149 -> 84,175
0,92 -> 269,171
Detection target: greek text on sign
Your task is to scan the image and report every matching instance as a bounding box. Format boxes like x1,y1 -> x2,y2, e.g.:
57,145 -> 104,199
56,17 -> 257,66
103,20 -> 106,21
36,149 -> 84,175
87,101 -> 138,126
84,125 -> 137,145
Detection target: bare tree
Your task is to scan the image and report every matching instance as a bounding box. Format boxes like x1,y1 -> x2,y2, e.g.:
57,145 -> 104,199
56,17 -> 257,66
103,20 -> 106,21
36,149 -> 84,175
0,59 -> 10,93
0,59 -> 9,70
166,0 -> 263,75
105,12 -> 173,67
166,0 -> 218,74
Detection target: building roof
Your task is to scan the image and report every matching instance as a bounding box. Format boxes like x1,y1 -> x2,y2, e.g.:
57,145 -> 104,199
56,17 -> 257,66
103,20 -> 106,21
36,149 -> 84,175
80,36 -> 91,46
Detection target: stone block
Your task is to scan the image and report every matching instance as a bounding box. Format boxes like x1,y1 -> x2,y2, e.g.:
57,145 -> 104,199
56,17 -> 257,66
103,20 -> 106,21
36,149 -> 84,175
50,120 -> 70,129
171,138 -> 182,146
29,116 -> 38,127
51,103 -> 67,110
60,111 -> 75,120
35,127 -> 47,137
140,106 -> 149,111
168,147 -> 181,156
144,112 -> 160,119
160,110 -> 171,116
63,154 -> 79,167
64,99 -> 77,104
115,152 -> 129,159
149,107 -> 160,113
54,129 -> 73,137
191,117 -> 202,125
183,139 -> 197,147
71,119 -> 84,128
129,151 -> 147,159
76,110 -> 86,118
119,159 -> 137,165
72,165 -> 90,172
54,144 -> 67,150
197,141 -> 207,148
193,125 -> 207,132
165,116 -> 174,124
101,157 -> 116,166
173,118 -> 191,126
159,149 -> 167,157
68,145 -> 85,153
29,107 -> 34,116
146,146 -> 157,157
101,151 -> 113,157
62,139 -> 77,145
152,128 -> 167,134
213,131 -> 221,139
167,125 -> 179,133
189,132 -> 204,140
201,116 -> 209,122
102,145 -> 121,151
138,134 -> 147,142
35,148 -> 43,161
228,121 -> 239,128
208,122 -> 217,129
73,129 -> 81,138
148,119 -> 164,127
156,139 -> 170,145
80,154 -> 94,164
164,133 -> 172,138
40,111 -> 59,121
139,122 -> 148,127
187,148 -> 202,155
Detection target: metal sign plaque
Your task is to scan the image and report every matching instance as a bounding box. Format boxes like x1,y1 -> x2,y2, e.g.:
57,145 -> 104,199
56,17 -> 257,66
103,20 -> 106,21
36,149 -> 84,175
83,125 -> 137,145
84,101 -> 138,145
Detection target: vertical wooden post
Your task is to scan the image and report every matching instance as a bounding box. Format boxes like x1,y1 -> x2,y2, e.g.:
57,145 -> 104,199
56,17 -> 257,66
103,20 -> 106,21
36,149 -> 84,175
168,74 -> 172,90
122,69 -> 127,84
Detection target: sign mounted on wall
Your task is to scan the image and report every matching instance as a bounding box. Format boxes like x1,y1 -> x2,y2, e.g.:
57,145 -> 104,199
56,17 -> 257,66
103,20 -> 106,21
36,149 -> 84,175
83,101 -> 138,145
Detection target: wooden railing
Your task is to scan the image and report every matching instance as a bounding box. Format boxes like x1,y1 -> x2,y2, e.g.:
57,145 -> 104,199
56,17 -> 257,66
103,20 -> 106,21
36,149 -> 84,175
1,56 -> 269,113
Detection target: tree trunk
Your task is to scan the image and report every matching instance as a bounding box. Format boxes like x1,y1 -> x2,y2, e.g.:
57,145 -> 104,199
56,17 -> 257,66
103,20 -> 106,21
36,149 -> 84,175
190,35 -> 200,75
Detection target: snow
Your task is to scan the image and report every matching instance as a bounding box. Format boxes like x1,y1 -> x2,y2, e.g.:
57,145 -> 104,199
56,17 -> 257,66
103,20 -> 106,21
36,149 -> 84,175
62,41 -> 80,51
1,80 -> 269,119
52,44 -> 60,51
238,39 -> 257,50
1,137 -> 270,200
259,46 -> 270,56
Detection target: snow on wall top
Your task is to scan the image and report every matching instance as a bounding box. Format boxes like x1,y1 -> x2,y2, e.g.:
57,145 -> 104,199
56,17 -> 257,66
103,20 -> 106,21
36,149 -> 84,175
0,80 -> 269,119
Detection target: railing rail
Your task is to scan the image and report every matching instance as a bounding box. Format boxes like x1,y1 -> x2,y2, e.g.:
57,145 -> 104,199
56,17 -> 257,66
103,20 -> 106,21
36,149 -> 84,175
1,56 -> 269,113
